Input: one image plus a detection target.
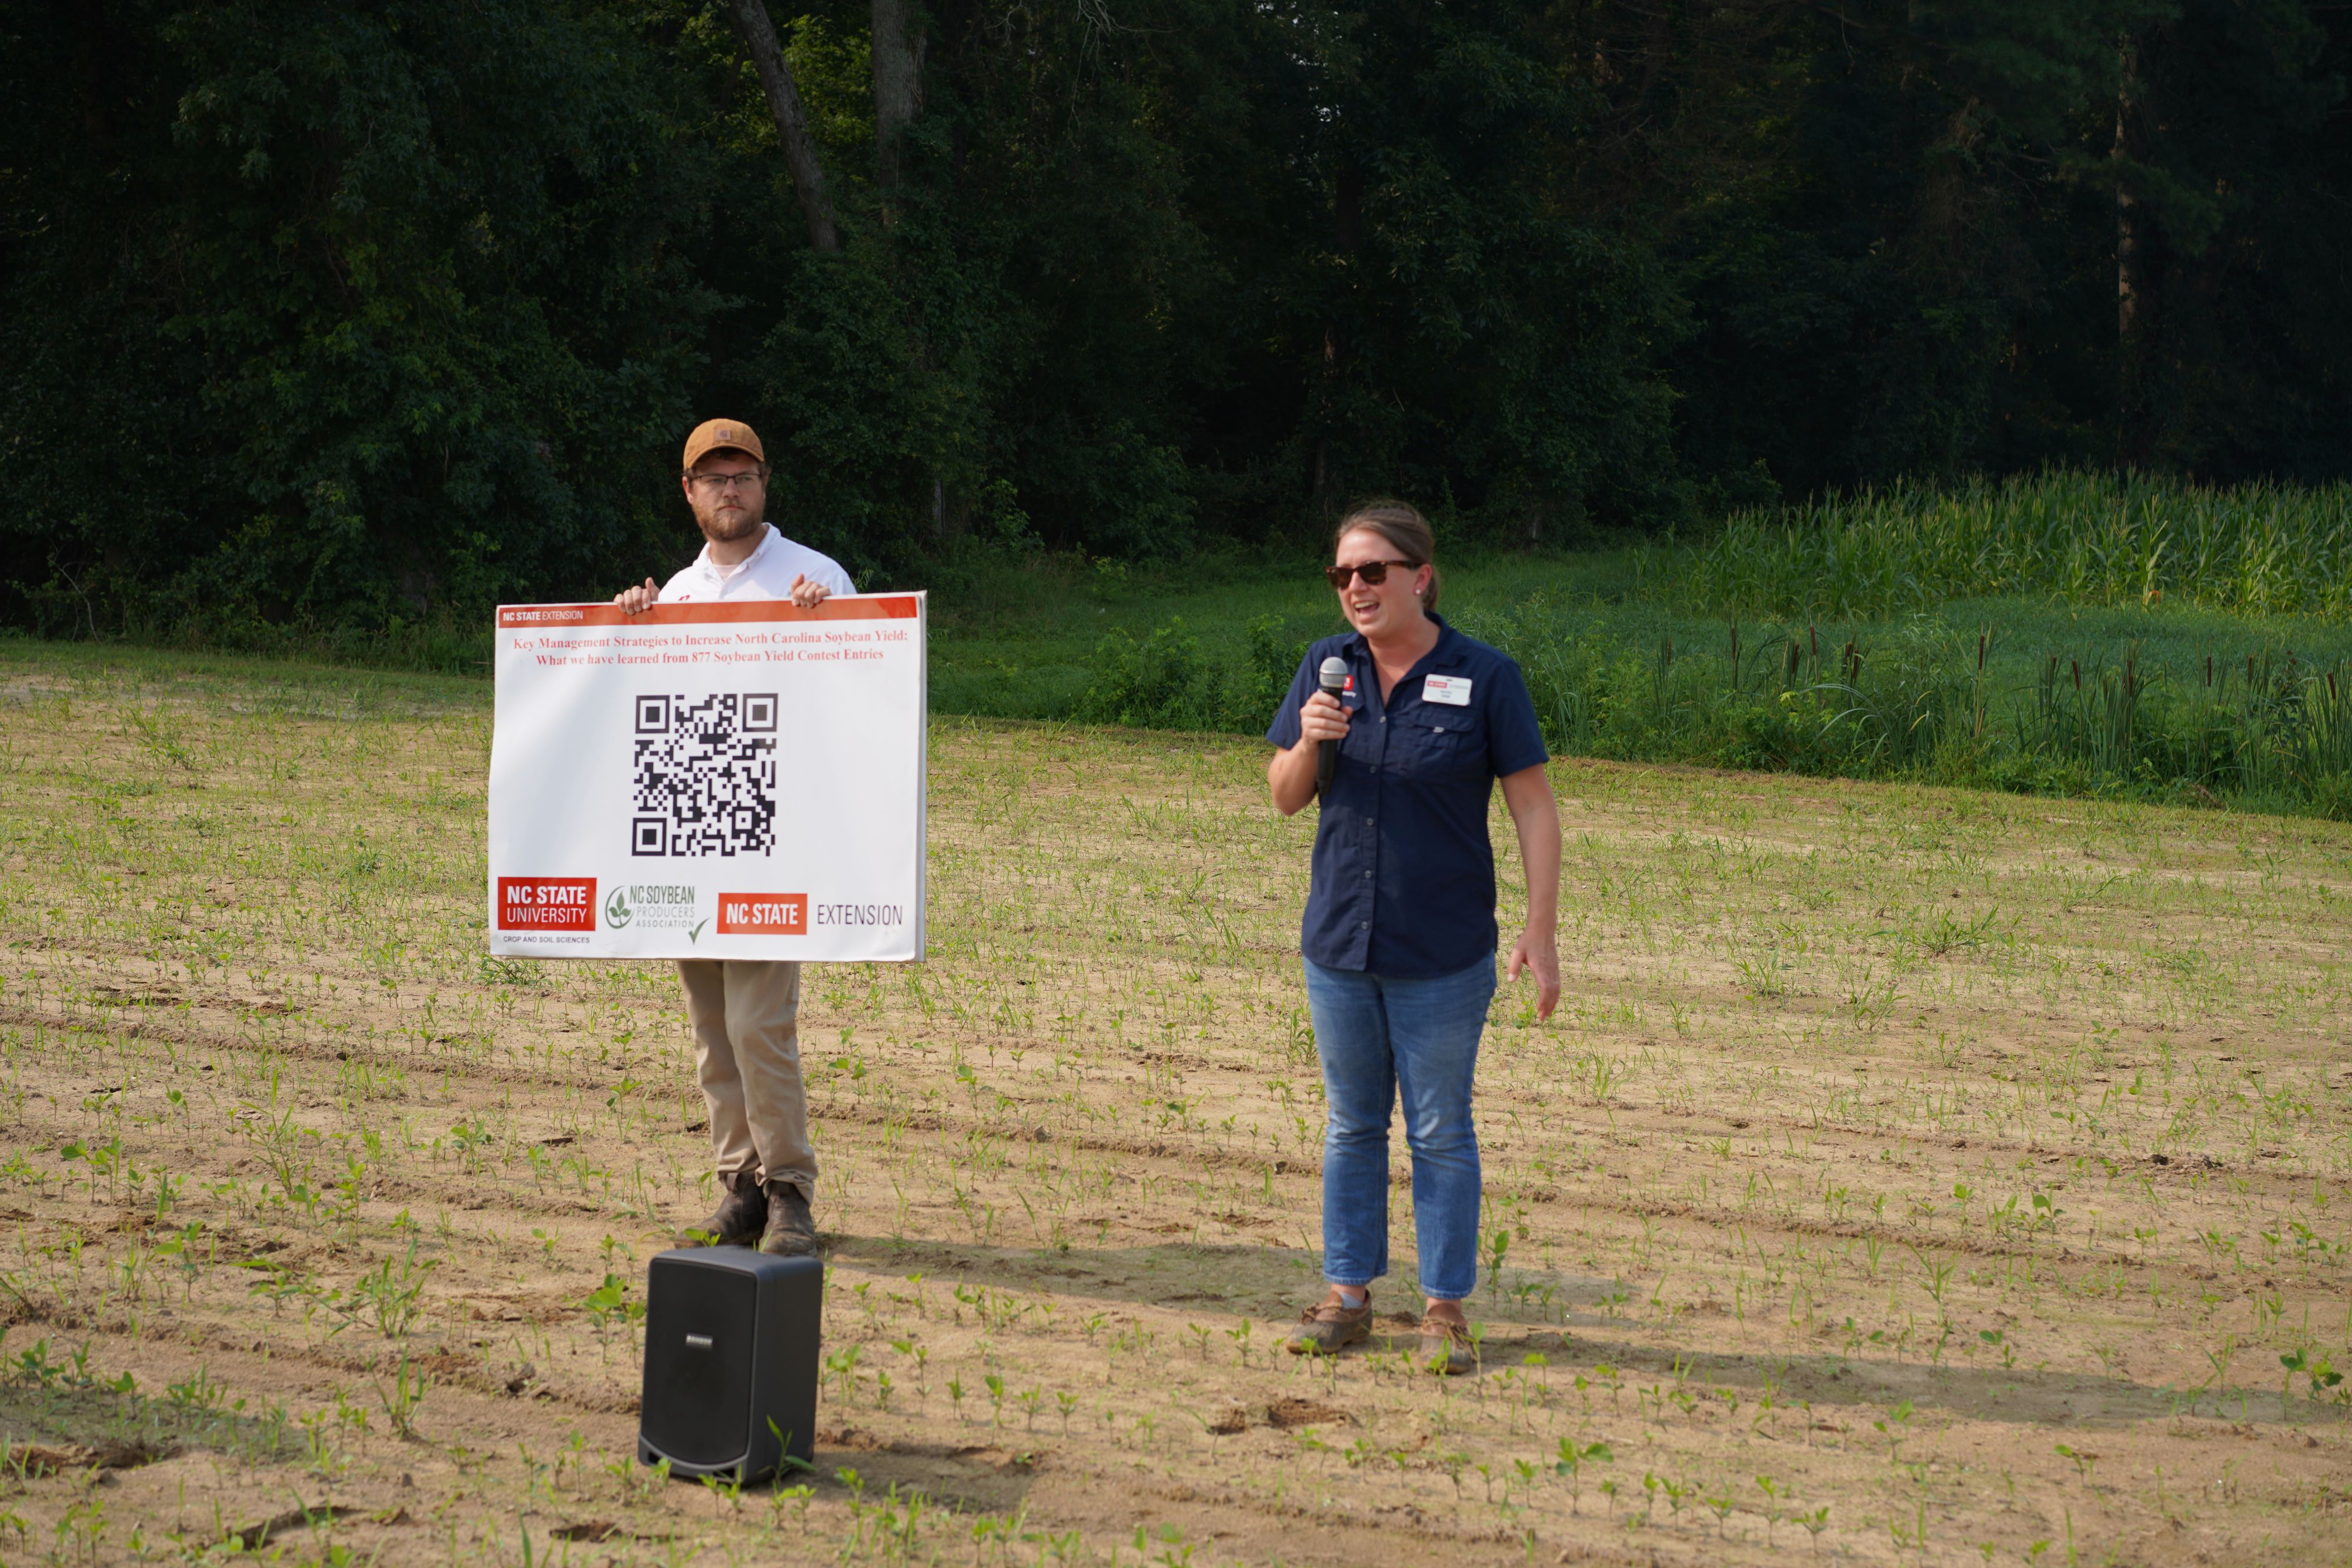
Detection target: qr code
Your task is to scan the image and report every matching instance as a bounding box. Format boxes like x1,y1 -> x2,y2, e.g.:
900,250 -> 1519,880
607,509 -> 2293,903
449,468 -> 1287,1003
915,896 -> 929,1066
630,693 -> 777,857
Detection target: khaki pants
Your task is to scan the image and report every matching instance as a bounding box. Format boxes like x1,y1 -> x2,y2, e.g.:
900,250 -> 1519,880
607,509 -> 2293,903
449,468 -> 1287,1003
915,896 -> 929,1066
678,959 -> 817,1196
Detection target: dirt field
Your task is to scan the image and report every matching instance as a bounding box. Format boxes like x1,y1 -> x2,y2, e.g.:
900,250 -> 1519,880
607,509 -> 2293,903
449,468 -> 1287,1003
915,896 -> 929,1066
0,650 -> 2347,1566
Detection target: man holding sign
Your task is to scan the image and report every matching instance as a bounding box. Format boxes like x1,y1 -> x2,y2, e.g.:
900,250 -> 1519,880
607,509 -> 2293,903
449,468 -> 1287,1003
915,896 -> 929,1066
611,418 -> 855,1258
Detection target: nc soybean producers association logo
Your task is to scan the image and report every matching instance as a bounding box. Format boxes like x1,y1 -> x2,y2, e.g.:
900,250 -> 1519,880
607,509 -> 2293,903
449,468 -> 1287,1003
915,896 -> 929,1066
603,883 -> 706,938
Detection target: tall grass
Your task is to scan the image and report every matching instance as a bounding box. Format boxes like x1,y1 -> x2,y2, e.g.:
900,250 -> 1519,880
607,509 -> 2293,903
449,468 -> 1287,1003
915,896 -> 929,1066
1685,470 -> 2352,619
1048,581 -> 2352,821
1445,596 -> 2352,817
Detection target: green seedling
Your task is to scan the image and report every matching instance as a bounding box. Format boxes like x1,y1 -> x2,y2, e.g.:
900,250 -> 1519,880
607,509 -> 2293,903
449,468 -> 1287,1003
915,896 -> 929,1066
372,1355 -> 428,1439
2280,1348 -> 2343,1406
1553,1440 -> 1611,1514
1799,1505 -> 1830,1552
1873,1399 -> 1914,1462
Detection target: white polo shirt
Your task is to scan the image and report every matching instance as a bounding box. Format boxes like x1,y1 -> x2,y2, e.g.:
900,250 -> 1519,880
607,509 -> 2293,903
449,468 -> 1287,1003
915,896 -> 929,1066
659,523 -> 856,604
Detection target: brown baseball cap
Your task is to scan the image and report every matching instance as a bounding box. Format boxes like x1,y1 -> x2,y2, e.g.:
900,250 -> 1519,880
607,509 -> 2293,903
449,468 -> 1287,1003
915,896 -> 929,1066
681,417 -> 766,472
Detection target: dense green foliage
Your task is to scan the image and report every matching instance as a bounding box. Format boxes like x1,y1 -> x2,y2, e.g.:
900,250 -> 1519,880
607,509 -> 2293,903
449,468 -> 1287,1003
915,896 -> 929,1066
927,476 -> 2352,818
4,1 -> 2348,636
1462,600 -> 2352,819
1688,471 -> 2352,620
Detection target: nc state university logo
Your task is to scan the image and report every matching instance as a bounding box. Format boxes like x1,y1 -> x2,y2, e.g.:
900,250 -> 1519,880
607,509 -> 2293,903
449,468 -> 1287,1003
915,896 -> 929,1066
497,878 -> 596,932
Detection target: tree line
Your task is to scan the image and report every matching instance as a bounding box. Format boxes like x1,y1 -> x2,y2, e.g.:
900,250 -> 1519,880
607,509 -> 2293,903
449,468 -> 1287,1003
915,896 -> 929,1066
2,0 -> 2345,635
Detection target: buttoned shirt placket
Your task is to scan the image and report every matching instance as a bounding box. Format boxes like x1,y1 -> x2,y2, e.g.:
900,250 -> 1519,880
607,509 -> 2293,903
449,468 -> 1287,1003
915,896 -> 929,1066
1354,640 -> 1385,966
700,526 -> 777,599
1345,628 -> 1469,968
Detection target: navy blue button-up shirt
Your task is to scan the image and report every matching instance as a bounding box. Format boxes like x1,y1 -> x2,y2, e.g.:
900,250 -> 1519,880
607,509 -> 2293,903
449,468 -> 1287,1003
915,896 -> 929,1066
1267,616 -> 1549,977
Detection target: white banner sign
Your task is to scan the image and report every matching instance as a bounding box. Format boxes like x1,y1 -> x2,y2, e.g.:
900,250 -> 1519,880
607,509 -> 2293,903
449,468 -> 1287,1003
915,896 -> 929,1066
487,594 -> 926,961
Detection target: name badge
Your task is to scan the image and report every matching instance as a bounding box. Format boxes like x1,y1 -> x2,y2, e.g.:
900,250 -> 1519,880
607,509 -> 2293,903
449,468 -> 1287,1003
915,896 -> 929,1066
1423,674 -> 1472,707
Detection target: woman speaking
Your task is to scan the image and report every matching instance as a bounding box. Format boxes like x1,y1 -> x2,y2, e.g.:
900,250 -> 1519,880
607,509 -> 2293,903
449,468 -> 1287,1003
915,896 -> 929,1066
1267,502 -> 1561,1374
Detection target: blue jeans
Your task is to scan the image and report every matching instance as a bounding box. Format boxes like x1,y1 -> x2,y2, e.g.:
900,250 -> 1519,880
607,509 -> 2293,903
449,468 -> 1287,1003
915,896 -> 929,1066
1303,955 -> 1495,1301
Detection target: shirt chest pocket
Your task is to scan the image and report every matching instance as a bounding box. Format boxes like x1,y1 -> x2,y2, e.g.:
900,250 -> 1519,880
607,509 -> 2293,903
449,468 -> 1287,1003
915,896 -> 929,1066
1392,711 -> 1485,778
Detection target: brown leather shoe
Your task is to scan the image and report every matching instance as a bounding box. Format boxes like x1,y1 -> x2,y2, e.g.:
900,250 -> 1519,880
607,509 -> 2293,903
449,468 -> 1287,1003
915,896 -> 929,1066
681,1169 -> 766,1246
1284,1289 -> 1372,1356
1418,1308 -> 1476,1376
759,1181 -> 819,1256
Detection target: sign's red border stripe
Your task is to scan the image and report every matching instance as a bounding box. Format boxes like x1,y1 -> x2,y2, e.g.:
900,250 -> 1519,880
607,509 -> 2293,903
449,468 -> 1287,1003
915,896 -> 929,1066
496,594 -> 920,629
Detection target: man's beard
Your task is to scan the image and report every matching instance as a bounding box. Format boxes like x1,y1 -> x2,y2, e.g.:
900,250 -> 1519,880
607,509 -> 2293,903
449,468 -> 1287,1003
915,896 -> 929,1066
700,505 -> 763,543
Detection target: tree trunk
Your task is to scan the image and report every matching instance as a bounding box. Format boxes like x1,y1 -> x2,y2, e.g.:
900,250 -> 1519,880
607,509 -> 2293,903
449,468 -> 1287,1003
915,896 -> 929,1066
872,0 -> 925,190
1311,168 -> 1362,517
2113,38 -> 2144,465
726,0 -> 839,252
1311,333 -> 1339,518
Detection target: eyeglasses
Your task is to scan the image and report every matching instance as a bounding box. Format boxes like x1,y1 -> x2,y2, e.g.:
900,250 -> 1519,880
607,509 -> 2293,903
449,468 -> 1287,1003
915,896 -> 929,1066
1325,559 -> 1416,590
686,470 -> 766,492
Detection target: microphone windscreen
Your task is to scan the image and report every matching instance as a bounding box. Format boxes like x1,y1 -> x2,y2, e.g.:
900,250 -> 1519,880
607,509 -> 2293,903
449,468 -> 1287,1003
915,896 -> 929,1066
1318,657 -> 1349,694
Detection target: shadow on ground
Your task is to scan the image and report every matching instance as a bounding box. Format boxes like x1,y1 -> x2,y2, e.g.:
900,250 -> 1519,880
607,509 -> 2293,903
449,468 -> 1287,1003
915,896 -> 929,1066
824,1235 -> 2337,1436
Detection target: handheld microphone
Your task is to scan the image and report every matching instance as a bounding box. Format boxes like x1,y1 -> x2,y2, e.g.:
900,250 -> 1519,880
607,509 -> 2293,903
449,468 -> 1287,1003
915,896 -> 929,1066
1315,657 -> 1349,797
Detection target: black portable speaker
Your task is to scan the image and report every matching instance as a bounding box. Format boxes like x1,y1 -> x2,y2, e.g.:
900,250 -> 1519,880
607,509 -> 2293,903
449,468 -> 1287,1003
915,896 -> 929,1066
636,1249 -> 823,1482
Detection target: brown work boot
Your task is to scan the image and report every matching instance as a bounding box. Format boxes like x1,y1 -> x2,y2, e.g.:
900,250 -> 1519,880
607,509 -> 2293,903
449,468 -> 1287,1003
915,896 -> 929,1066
1418,1305 -> 1476,1376
1283,1288 -> 1372,1356
759,1181 -> 819,1256
681,1169 -> 767,1247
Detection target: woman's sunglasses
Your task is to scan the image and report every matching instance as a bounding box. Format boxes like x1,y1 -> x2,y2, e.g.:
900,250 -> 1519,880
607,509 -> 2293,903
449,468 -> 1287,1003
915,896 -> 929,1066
1324,559 -> 1416,590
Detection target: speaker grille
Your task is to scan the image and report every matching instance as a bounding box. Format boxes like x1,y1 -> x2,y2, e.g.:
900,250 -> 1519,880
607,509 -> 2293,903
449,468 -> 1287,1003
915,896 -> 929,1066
642,1259 -> 758,1467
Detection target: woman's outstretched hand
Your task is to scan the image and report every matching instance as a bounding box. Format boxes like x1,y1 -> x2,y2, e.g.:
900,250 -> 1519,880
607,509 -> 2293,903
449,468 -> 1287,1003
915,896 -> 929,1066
1497,765 -> 1561,1019
1506,925 -> 1560,1020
